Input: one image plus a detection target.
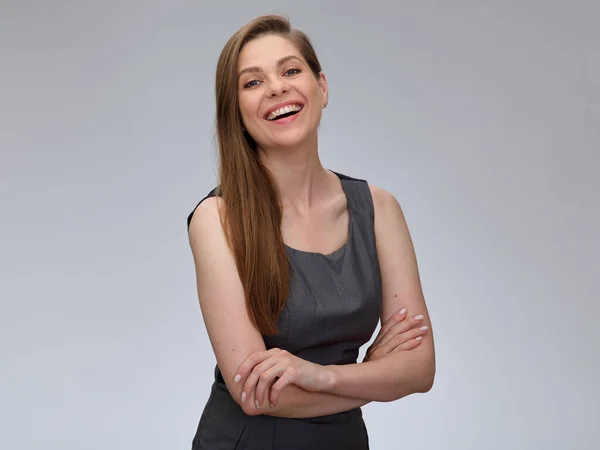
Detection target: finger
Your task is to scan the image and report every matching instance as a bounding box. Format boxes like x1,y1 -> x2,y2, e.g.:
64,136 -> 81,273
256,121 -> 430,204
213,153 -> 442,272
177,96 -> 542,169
392,336 -> 423,352
380,308 -> 407,335
270,371 -> 295,407
255,365 -> 284,408
380,325 -> 428,353
379,314 -> 425,347
373,308 -> 407,346
234,348 -> 279,384
376,320 -> 412,348
240,356 -> 278,404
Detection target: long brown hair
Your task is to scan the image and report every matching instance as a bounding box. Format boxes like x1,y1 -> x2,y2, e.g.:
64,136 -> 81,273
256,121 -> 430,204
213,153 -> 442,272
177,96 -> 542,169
214,15 -> 323,335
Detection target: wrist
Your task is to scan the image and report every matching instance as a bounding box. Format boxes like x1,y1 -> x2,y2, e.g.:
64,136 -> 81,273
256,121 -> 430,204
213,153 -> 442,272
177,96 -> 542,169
320,365 -> 338,393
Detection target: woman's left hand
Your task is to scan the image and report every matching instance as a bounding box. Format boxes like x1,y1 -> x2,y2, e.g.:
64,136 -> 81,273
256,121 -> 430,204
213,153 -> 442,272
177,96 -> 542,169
233,348 -> 329,409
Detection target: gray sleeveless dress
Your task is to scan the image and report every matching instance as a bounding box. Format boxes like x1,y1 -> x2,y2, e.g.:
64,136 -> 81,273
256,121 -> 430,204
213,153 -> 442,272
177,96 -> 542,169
186,171 -> 382,450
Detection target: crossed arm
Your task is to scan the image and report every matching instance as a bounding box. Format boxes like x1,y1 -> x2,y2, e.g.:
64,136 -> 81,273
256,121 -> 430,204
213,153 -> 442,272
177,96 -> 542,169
188,185 -> 435,418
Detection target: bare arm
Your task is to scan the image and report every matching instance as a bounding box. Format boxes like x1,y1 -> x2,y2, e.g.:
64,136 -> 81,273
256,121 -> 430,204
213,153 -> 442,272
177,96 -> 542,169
259,387 -> 369,418
325,347 -> 433,402
323,186 -> 436,401
188,197 -> 370,418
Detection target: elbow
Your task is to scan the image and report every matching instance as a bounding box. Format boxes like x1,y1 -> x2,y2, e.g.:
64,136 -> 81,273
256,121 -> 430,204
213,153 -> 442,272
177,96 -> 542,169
415,360 -> 436,394
416,370 -> 435,393
388,357 -> 436,401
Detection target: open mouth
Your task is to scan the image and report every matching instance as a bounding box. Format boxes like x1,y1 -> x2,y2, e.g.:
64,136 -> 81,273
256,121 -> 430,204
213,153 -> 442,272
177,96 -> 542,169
264,104 -> 304,121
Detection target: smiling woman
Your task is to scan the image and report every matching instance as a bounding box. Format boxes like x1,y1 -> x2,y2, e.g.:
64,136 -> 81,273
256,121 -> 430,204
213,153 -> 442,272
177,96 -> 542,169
186,14 -> 435,450
236,34 -> 328,152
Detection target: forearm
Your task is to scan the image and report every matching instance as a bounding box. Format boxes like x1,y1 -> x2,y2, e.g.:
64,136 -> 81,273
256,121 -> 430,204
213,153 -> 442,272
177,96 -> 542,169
325,347 -> 435,402
245,385 -> 369,418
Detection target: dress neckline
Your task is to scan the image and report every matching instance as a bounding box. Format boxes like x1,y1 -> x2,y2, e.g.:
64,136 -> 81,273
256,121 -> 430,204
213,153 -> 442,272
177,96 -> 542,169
283,170 -> 353,258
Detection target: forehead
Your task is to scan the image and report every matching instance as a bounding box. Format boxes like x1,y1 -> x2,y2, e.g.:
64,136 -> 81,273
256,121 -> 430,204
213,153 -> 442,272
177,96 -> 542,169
237,34 -> 303,70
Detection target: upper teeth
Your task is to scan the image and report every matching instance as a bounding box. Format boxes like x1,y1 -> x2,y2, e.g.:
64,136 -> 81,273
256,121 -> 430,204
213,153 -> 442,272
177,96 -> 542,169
267,104 -> 302,120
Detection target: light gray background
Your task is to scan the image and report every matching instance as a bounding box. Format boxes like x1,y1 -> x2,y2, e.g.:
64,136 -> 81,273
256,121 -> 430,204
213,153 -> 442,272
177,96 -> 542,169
1,1 -> 598,449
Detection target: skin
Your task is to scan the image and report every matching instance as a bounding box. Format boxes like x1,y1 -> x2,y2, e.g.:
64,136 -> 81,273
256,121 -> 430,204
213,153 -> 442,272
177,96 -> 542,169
188,34 -> 435,417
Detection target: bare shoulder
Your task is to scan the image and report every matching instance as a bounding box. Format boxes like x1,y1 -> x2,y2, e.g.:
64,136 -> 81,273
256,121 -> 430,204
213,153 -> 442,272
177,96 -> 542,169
368,183 -> 393,205
187,196 -> 232,275
187,195 -> 240,291
368,183 -> 406,223
367,182 -> 414,267
188,196 -> 223,241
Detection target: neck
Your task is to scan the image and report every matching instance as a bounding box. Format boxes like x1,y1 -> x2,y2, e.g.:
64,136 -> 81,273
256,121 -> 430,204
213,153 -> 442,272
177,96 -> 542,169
257,133 -> 332,213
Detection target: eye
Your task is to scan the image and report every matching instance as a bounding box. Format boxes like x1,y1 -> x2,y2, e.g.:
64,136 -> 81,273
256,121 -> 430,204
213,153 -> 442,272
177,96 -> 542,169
285,68 -> 301,76
243,79 -> 261,89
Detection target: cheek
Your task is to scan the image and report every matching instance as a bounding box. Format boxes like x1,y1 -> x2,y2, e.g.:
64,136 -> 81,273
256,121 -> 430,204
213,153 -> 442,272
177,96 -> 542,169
307,85 -> 324,109
238,95 -> 261,126
237,98 -> 250,120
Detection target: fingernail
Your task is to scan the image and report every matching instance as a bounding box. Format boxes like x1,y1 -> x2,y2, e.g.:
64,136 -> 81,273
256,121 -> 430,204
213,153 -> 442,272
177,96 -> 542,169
398,308 -> 407,316
241,392 -> 246,402
420,325 -> 428,331
234,374 -> 241,383
270,402 -> 275,408
415,315 -> 424,321
416,336 -> 423,341
255,400 -> 260,409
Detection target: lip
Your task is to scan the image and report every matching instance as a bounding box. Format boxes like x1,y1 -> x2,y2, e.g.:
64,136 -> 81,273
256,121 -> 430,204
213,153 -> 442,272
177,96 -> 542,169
263,100 -> 304,120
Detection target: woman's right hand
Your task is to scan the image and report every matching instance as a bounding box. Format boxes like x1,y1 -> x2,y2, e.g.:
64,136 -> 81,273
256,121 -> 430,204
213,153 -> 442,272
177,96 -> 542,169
363,308 -> 428,362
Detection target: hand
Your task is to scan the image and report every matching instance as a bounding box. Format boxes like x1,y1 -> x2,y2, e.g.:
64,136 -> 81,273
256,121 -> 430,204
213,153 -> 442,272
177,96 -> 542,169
233,348 -> 328,409
363,308 -> 428,362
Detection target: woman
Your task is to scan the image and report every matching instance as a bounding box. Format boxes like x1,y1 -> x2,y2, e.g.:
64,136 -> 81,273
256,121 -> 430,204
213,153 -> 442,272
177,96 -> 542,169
187,14 -> 435,449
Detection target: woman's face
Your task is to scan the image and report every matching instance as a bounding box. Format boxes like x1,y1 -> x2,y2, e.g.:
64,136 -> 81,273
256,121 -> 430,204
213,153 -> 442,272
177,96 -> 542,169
237,34 -> 328,150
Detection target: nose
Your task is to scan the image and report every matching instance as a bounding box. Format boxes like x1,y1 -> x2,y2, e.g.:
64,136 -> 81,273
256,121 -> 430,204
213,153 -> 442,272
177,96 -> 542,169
265,77 -> 289,98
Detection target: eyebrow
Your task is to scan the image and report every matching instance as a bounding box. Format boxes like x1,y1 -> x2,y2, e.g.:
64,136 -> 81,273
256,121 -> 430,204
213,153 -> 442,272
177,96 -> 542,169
238,55 -> 303,79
